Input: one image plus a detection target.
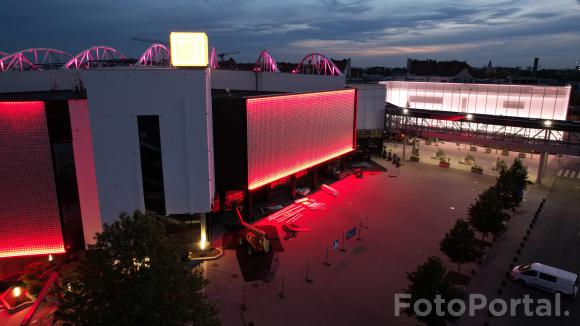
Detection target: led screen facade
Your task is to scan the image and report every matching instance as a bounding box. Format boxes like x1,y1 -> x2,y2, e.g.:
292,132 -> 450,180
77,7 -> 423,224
385,81 -> 571,120
246,89 -> 356,190
0,101 -> 65,258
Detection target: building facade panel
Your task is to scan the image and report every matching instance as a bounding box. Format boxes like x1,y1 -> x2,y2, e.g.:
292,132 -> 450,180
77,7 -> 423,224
348,84 -> 386,130
0,101 -> 65,258
246,89 -> 356,190
69,99 -> 102,245
81,69 -> 214,222
384,81 -> 571,120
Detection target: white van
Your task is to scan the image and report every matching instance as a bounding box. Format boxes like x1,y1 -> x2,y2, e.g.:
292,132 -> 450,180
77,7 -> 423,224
512,263 -> 578,297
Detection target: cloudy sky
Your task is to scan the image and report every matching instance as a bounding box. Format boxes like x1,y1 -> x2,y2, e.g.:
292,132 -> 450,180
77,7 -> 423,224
2,0 -> 579,68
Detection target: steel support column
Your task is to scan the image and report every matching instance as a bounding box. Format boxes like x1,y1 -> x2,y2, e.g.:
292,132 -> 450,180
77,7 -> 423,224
536,152 -> 548,185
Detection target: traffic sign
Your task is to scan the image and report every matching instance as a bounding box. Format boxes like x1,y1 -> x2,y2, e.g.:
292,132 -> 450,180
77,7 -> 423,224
346,226 -> 357,240
332,240 -> 339,250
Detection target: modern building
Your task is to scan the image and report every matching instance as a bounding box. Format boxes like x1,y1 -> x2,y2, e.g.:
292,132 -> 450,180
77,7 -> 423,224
381,81 -> 572,141
0,38 -> 364,277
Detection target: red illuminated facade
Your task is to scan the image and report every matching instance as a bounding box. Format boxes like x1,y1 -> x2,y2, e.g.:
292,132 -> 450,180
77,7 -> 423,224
246,89 -> 356,190
0,102 -> 65,258
213,88 -> 357,217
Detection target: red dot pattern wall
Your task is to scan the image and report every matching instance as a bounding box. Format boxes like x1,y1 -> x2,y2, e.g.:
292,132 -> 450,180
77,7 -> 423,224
246,89 -> 356,190
0,102 -> 65,258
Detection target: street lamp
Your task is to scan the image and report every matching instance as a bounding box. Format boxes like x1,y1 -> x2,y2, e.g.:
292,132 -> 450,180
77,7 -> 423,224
13,286 -> 21,298
402,108 -> 409,114
543,120 -> 552,127
466,114 -> 473,120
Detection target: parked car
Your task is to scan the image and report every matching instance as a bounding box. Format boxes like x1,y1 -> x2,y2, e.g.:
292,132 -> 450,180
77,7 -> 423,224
511,263 -> 578,297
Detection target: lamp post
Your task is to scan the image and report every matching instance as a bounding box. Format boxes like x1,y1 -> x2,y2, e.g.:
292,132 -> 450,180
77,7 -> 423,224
402,108 -> 409,160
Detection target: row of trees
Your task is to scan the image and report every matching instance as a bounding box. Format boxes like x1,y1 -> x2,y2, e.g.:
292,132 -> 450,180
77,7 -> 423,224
442,158 -> 531,272
403,159 -> 531,325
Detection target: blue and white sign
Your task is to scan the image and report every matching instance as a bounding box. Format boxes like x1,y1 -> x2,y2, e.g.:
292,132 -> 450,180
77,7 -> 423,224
332,239 -> 340,250
346,227 -> 357,240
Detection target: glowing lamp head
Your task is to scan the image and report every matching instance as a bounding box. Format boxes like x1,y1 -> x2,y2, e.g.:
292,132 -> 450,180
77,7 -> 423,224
544,120 -> 552,127
403,108 -> 409,114
466,114 -> 473,120
199,231 -> 208,251
13,286 -> 21,298
170,32 -> 208,67
48,254 -> 53,262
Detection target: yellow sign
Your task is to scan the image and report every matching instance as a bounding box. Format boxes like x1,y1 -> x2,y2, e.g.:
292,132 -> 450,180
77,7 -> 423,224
170,32 -> 208,67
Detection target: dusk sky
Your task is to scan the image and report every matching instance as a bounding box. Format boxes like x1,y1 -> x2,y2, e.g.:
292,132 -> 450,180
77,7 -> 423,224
2,0 -> 580,68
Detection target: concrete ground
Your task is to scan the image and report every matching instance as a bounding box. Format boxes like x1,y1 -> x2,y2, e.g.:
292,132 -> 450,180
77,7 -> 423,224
384,139 -> 554,183
205,154 -> 503,325
204,143 -> 580,326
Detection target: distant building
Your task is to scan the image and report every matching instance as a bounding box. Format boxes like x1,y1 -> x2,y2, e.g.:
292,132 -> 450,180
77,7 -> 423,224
406,58 -> 471,77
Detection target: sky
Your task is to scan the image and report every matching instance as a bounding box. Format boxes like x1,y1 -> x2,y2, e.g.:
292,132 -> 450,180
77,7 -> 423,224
1,0 -> 580,68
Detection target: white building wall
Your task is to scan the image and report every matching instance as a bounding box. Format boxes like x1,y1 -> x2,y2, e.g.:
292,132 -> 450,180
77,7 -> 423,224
211,70 -> 345,92
81,69 -> 214,224
348,83 -> 386,130
0,70 -> 82,93
68,99 -> 102,245
383,81 -> 571,120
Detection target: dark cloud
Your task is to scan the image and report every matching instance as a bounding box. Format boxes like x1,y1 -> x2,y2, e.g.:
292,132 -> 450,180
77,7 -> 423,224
0,0 -> 579,68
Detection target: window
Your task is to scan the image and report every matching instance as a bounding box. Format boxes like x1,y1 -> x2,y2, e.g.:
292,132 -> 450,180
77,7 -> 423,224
539,273 -> 557,283
522,270 -> 538,277
137,116 -> 166,215
518,264 -> 531,272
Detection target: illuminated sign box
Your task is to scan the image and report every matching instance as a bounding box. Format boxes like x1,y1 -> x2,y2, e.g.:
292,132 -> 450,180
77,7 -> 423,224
170,32 -> 208,67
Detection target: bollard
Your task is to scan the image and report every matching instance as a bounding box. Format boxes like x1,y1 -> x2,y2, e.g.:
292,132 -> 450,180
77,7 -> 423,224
365,211 -> 369,229
305,260 -> 314,283
323,246 -> 331,266
240,284 -> 247,311
339,233 -> 347,252
278,277 -> 285,299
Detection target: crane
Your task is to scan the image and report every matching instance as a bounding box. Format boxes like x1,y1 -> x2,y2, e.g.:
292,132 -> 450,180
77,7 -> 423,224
130,36 -> 168,45
218,51 -> 240,61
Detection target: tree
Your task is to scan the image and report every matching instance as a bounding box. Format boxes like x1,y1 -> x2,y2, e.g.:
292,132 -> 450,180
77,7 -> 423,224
468,186 -> 509,240
496,159 -> 531,210
20,260 -> 53,299
54,211 -> 220,326
508,158 -> 532,193
440,219 -> 481,273
403,256 -> 464,326
496,168 -> 520,210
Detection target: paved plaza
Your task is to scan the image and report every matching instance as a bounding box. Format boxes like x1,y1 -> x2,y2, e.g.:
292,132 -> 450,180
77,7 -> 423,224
204,144 -> 580,326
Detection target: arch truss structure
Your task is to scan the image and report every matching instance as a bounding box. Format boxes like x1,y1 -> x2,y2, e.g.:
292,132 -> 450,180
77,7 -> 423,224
292,53 -> 343,76
253,50 -> 279,72
65,46 -> 128,69
0,52 -> 7,58
209,47 -> 219,69
136,44 -> 170,66
0,48 -> 72,72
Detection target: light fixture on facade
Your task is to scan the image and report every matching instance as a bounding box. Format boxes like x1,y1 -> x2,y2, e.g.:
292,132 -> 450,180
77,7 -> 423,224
466,114 -> 473,120
544,120 -> 552,127
403,108 -> 409,114
13,286 -> 21,298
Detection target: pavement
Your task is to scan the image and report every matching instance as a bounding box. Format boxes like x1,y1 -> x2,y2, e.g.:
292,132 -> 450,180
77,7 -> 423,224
384,139 -> 551,183
204,153 -> 501,325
